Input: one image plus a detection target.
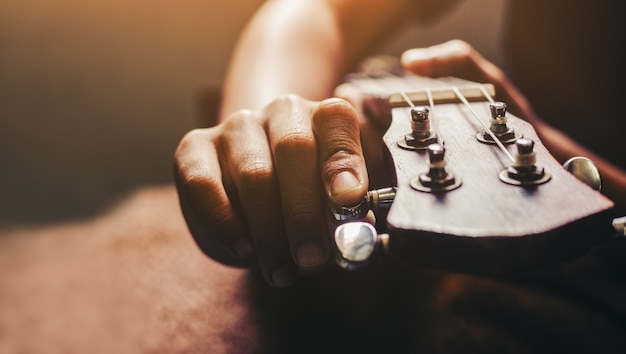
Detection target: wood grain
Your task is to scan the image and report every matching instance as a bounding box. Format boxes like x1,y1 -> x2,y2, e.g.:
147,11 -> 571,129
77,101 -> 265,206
379,78 -> 614,273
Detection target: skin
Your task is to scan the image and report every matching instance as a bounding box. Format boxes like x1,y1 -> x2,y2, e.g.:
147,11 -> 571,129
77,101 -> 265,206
173,0 -> 626,287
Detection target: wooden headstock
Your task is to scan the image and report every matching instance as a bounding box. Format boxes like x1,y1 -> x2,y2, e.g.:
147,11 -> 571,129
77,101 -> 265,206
333,72 -> 615,273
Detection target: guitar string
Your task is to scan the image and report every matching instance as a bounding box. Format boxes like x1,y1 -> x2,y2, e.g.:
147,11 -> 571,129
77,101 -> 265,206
478,84 -> 495,104
348,73 -> 513,162
425,88 -> 444,145
366,74 -> 446,146
451,85 -> 515,163
398,90 -> 445,145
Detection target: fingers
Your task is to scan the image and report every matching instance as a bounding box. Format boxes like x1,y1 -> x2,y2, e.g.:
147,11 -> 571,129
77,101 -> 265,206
266,95 -> 331,272
401,39 -> 534,119
173,128 -> 252,267
219,109 -> 299,287
333,84 -> 392,188
401,39 -> 501,82
175,95 -> 370,287
312,98 -> 369,206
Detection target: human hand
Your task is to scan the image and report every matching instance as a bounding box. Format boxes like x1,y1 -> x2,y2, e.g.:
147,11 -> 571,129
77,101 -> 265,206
173,95 -> 370,287
401,39 -> 538,123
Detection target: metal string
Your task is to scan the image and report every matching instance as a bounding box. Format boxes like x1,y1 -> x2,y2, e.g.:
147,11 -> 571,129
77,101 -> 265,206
452,85 -> 515,163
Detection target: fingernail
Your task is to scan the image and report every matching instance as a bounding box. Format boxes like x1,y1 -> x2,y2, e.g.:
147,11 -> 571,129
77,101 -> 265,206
270,264 -> 297,287
230,238 -> 254,258
296,243 -> 326,268
330,171 -> 361,197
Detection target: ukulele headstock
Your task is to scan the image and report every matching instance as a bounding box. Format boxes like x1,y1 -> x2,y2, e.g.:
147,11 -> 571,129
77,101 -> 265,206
333,73 -> 615,273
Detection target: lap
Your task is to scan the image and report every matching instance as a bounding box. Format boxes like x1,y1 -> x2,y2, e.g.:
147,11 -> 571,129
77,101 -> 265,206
2,185 -> 625,353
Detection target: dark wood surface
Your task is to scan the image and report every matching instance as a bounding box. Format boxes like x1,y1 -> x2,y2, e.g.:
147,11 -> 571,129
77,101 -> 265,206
379,78 -> 614,273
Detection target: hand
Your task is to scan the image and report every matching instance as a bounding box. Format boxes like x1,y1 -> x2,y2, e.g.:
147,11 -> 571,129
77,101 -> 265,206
401,39 -> 538,123
173,95 -> 370,287
401,40 -> 626,214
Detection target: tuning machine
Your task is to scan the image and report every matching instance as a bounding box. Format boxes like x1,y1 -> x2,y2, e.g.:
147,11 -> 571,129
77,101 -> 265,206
562,156 -> 602,191
500,138 -> 551,186
333,221 -> 389,270
476,101 -> 522,144
561,157 -> 626,238
397,106 -> 438,150
411,143 -> 462,193
330,187 -> 396,221
330,187 -> 396,269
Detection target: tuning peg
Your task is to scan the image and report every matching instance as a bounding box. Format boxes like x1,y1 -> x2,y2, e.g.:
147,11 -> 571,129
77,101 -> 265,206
562,156 -> 602,191
398,106 -> 438,150
331,187 -> 396,221
499,138 -> 551,186
411,143 -> 461,192
476,101 -> 522,144
561,158 -> 626,239
334,221 -> 388,270
613,216 -> 626,238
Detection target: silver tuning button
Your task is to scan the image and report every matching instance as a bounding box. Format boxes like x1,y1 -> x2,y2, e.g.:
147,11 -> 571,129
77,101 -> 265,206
411,143 -> 462,193
476,101 -> 522,144
562,157 -> 626,239
499,139 -> 551,186
334,221 -> 388,270
613,216 -> 626,238
562,156 -> 602,191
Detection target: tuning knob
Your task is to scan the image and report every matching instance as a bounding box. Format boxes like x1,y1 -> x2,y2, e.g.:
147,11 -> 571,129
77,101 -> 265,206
398,106 -> 438,150
410,143 -> 461,193
499,139 -> 551,186
561,157 -> 626,239
562,156 -> 602,191
476,101 -> 521,144
331,187 -> 397,221
334,221 -> 388,270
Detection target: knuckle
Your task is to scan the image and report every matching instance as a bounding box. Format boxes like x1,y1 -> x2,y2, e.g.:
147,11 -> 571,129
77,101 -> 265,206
273,131 -> 316,158
319,97 -> 354,113
270,93 -> 303,108
321,151 -> 362,177
266,94 -> 316,116
314,98 -> 357,121
180,167 -> 221,196
237,161 -> 275,197
175,128 -> 208,155
173,129 -> 215,179
222,109 -> 259,129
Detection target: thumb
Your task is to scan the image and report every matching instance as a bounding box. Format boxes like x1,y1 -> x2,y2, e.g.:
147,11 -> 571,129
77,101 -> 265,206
312,98 -> 369,207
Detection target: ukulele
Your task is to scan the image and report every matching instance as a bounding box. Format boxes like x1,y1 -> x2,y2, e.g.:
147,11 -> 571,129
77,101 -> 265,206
331,62 -> 619,274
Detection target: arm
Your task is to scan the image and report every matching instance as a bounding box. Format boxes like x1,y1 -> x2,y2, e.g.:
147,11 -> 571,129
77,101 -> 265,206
220,0 -> 459,117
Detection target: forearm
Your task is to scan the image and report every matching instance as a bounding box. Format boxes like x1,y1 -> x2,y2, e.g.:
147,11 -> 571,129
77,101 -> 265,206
219,0 -> 346,121
218,0 -> 444,121
534,121 -> 626,215
494,65 -> 626,215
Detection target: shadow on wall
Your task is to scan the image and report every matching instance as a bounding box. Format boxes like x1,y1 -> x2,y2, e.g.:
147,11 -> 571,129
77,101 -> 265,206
0,0 -> 504,227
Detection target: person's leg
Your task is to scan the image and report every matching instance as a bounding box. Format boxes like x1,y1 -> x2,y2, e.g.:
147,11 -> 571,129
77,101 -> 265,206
0,186 -> 260,353
3,185 -> 625,353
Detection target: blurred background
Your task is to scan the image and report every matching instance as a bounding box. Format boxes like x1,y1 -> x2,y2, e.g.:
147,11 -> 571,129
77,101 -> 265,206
0,0 -> 504,227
